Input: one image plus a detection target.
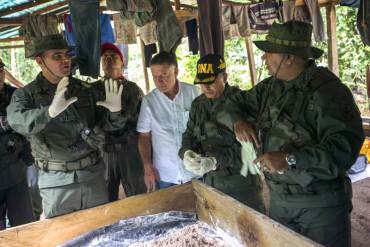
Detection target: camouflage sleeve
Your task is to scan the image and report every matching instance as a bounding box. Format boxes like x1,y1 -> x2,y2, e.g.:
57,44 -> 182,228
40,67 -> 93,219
179,101 -> 201,159
217,82 -> 265,128
293,81 -> 364,180
6,88 -> 52,135
18,138 -> 34,166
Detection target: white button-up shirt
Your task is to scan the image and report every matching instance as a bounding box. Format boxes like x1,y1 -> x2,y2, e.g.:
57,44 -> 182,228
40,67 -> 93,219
137,82 -> 200,184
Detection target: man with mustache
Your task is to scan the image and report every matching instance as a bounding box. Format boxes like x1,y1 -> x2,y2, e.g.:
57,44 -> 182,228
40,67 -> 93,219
95,43 -> 146,201
7,34 -> 125,218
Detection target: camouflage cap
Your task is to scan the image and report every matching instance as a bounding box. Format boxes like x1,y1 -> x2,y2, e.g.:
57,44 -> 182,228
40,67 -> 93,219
28,34 -> 69,59
194,54 -> 226,85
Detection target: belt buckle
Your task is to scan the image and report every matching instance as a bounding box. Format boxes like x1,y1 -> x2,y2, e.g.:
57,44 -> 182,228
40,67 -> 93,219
41,160 -> 49,172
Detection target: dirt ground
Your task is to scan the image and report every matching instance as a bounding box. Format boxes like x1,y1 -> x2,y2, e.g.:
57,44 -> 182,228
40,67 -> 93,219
351,177 -> 370,247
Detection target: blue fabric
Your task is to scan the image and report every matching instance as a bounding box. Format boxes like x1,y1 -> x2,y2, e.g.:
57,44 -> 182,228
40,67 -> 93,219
69,0 -> 101,76
157,181 -> 176,189
185,19 -> 199,55
64,14 -> 115,47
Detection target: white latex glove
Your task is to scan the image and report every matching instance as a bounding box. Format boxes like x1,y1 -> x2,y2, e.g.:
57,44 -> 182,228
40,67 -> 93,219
184,150 -> 217,177
27,165 -> 38,187
96,78 -> 123,112
48,77 -> 78,118
238,138 -> 260,177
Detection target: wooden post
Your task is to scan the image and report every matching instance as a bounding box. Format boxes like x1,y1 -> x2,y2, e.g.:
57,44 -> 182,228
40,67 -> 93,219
174,0 -> 181,10
367,65 -> 370,108
244,36 -> 257,87
139,38 -> 150,93
326,2 -> 339,76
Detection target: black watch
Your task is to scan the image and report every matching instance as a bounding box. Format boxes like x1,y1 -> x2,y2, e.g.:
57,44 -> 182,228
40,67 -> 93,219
286,153 -> 297,169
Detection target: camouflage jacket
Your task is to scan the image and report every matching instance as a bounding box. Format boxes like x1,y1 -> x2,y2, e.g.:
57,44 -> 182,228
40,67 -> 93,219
179,84 -> 243,173
0,84 -> 30,189
222,62 -> 364,206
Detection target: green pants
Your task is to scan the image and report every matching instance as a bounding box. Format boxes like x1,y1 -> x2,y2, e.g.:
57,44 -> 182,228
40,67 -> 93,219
205,172 -> 265,214
269,198 -> 351,247
40,168 -> 108,219
102,139 -> 146,201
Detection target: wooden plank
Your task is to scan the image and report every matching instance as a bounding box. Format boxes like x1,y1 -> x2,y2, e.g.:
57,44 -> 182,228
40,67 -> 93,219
193,180 -> 322,247
174,0 -> 182,10
0,183 -> 195,247
326,2 -> 339,76
0,0 -> 54,18
245,36 -> 257,87
0,36 -> 23,43
29,1 -> 68,16
0,17 -> 23,26
139,38 -> 151,93
0,45 -> 24,50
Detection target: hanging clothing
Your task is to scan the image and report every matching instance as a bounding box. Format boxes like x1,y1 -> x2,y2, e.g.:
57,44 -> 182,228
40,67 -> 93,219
222,4 -> 251,39
23,14 -> 60,58
69,0 -> 101,77
185,19 -> 199,55
282,0 -> 325,42
249,1 -> 279,33
113,14 -> 137,44
64,14 -> 115,47
357,0 -> 370,46
107,0 -> 181,53
144,43 -> 157,67
138,21 -> 157,45
197,0 -> 224,57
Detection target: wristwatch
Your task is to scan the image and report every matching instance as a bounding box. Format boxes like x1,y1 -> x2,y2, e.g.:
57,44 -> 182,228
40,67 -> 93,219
286,153 -> 297,169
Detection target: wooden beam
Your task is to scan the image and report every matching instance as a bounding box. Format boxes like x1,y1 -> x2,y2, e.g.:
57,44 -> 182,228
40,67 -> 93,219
29,1 -> 68,16
326,2 -> 339,76
0,45 -> 24,49
0,17 -> 23,26
193,181 -> 321,247
366,65 -> 370,107
0,36 -> 23,43
174,0 -> 181,10
0,183 -> 195,247
245,36 -> 257,87
139,38 -> 151,93
0,0 -> 54,18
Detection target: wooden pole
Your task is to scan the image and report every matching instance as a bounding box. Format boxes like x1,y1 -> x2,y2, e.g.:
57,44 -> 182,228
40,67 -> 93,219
139,38 -> 150,93
245,36 -> 257,87
174,0 -> 181,10
326,2 -> 339,76
366,65 -> 370,108
0,45 -> 24,49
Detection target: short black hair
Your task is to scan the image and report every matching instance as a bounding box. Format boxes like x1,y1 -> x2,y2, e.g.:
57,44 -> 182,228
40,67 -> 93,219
150,51 -> 178,67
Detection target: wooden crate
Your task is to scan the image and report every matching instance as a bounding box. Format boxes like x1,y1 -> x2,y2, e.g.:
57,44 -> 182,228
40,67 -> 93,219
0,180 -> 321,247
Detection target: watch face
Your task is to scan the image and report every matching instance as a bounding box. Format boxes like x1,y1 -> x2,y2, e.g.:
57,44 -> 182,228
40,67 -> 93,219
287,154 -> 297,165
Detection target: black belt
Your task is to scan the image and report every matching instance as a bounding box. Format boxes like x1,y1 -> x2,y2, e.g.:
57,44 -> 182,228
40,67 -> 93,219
35,151 -> 100,172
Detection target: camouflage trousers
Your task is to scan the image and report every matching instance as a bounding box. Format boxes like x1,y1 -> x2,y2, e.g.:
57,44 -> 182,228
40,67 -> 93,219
204,171 -> 265,214
269,197 -> 351,247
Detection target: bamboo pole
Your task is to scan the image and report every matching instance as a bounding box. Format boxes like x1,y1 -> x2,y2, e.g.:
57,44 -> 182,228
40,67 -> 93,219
138,38 -> 150,93
244,36 -> 257,87
326,2 -> 339,76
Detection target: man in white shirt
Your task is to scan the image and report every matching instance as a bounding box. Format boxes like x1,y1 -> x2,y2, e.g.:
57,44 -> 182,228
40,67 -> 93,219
137,52 -> 200,192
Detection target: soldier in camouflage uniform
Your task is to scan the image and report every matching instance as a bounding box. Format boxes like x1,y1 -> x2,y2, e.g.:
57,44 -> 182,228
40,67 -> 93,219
7,34 -> 125,218
221,21 -> 364,247
179,54 -> 264,213
95,43 -> 146,201
0,59 -> 35,229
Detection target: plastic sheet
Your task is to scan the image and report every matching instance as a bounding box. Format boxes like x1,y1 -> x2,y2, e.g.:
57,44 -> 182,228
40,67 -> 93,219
60,211 -> 201,247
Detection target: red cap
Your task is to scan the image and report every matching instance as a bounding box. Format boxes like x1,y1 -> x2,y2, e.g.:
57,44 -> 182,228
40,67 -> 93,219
101,43 -> 124,62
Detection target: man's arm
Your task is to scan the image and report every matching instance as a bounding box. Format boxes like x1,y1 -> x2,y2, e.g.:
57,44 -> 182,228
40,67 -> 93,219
291,81 -> 364,180
138,132 -> 158,192
7,88 -> 52,136
179,102 -> 201,159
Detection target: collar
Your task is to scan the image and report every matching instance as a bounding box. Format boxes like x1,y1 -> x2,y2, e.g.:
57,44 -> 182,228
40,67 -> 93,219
283,61 -> 317,90
36,72 -> 57,93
